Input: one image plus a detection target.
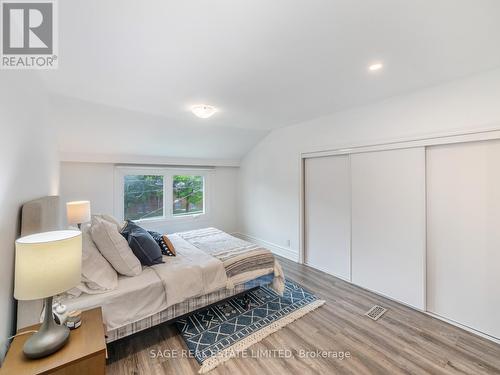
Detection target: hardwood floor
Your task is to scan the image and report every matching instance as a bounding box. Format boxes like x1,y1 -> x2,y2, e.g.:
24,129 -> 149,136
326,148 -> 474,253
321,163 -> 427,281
106,257 -> 500,374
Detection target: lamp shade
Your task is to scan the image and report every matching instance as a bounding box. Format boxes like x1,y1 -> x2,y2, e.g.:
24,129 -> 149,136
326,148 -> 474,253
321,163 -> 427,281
66,201 -> 91,225
14,230 -> 82,300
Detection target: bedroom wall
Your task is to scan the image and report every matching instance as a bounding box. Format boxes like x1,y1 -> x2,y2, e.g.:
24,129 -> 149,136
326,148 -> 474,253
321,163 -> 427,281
238,67 -> 500,261
59,162 -> 240,234
0,72 -> 59,363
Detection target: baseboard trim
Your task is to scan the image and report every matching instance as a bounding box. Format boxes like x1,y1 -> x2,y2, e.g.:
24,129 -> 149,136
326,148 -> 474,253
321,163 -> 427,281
424,311 -> 500,345
232,233 -> 299,262
304,261 -> 500,345
303,261 -> 351,283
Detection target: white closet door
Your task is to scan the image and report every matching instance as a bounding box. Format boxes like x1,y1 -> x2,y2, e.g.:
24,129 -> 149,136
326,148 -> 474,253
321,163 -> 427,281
305,155 -> 351,280
351,148 -> 426,309
427,140 -> 500,339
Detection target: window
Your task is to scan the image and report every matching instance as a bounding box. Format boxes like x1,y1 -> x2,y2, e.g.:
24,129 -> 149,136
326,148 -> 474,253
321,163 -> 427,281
124,175 -> 164,220
173,175 -> 204,216
116,167 -> 209,222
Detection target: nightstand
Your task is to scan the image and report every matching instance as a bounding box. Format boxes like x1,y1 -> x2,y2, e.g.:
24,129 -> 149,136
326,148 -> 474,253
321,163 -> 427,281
1,307 -> 106,375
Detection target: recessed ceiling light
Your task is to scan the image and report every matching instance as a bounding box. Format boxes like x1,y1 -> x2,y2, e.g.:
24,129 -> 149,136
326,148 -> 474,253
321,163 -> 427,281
368,62 -> 383,72
368,62 -> 384,72
191,104 -> 217,118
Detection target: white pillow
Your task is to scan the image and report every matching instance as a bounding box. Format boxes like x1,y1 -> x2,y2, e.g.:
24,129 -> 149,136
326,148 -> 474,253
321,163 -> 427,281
92,214 -> 124,232
66,224 -> 119,297
90,216 -> 142,276
78,223 -> 118,292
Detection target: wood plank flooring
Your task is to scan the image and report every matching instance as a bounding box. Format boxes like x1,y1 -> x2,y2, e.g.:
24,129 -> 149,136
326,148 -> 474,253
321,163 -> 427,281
106,257 -> 500,374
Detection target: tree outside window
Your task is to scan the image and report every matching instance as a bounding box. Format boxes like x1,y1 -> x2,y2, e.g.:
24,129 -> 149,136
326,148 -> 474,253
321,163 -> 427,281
124,175 -> 164,220
173,175 -> 204,215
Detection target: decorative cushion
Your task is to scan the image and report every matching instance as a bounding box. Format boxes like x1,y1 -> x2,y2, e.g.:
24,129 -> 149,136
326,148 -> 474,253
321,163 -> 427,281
90,216 -> 142,276
121,221 -> 164,266
149,231 -> 176,256
77,223 -> 118,293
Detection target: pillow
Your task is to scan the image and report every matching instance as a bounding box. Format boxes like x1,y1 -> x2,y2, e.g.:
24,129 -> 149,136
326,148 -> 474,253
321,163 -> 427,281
78,223 -> 118,292
90,216 -> 142,276
121,221 -> 164,266
149,231 -> 176,256
92,213 -> 124,231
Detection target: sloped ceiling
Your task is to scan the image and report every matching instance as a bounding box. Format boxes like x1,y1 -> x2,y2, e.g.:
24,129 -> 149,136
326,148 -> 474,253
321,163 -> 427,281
44,0 -> 500,162
51,96 -> 267,162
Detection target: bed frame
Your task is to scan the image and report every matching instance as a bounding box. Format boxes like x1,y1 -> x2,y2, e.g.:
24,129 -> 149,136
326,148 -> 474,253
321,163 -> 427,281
105,275 -> 270,342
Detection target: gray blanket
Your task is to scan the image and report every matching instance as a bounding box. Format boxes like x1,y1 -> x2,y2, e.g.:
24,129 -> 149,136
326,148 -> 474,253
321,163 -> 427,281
176,228 -> 285,294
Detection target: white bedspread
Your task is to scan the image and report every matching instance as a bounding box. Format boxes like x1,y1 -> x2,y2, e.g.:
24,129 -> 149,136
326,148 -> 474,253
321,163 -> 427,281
61,234 -> 228,330
62,267 -> 166,330
150,234 -> 228,308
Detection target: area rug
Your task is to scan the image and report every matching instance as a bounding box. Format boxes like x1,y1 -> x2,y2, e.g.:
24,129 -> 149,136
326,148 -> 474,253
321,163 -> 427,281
175,280 -> 325,373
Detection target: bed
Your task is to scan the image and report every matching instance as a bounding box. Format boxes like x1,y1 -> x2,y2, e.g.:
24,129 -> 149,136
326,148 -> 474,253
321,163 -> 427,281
17,196 -> 284,343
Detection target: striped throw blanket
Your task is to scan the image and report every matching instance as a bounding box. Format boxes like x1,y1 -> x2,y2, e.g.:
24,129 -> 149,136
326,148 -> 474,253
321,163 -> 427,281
176,228 -> 285,294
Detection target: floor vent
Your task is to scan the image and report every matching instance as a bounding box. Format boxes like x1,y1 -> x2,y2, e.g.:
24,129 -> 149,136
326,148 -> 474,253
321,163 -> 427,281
365,305 -> 387,321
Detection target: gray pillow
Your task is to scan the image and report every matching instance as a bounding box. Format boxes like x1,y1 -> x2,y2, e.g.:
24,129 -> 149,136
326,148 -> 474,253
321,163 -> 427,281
121,221 -> 164,266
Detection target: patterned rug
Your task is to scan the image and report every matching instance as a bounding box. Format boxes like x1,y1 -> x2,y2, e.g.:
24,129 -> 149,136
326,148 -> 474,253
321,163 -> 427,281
175,280 -> 325,373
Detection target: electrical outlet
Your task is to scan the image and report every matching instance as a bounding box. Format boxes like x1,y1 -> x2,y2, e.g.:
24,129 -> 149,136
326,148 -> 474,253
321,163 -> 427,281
286,239 -> 291,248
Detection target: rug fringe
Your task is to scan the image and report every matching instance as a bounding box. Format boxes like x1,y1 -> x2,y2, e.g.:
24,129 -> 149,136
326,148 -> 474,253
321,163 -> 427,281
198,299 -> 325,374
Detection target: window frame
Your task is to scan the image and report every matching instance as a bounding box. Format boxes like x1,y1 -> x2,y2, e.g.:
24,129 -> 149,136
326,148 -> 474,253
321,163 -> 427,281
114,166 -> 212,224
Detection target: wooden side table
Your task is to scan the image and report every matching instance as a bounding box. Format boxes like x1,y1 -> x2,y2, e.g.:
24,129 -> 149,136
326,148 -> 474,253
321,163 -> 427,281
1,307 -> 106,375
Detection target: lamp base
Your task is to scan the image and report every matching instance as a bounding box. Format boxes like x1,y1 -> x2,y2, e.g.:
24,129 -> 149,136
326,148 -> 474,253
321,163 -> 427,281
23,296 -> 70,359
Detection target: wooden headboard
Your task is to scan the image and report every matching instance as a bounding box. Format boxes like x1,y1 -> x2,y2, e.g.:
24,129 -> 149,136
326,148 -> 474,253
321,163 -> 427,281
17,196 -> 62,329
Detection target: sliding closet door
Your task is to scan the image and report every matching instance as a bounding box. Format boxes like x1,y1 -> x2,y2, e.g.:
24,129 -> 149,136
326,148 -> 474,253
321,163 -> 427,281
427,140 -> 500,338
351,148 -> 426,309
305,155 -> 351,280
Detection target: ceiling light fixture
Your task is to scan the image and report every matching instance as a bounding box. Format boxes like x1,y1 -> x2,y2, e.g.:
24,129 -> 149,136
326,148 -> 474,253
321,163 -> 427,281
191,104 -> 217,118
368,62 -> 383,72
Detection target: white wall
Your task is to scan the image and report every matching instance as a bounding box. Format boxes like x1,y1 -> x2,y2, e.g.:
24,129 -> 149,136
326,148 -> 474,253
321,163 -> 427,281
238,67 -> 500,260
60,162 -> 240,234
0,72 -> 59,362
60,162 -> 115,217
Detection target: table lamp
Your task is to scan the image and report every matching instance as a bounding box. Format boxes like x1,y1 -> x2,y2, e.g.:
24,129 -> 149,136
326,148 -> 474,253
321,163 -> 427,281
14,230 -> 82,359
66,201 -> 91,229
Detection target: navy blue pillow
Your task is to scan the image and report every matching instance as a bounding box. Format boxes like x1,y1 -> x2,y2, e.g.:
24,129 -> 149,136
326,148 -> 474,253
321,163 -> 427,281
121,221 -> 164,266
